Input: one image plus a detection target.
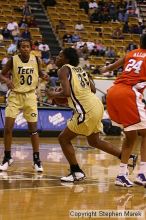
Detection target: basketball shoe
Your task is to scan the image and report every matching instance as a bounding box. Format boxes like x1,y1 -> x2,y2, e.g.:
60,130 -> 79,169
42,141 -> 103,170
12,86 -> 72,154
0,157 -> 13,171
33,160 -> 43,172
115,175 -> 134,187
61,171 -> 86,182
134,173 -> 146,186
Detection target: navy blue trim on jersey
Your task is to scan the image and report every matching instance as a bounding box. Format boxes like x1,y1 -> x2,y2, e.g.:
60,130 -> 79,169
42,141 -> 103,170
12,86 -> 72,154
67,66 -> 86,124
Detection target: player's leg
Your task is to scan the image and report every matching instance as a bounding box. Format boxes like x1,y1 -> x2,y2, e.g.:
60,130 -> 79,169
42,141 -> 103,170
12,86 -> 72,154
135,129 -> 146,185
0,117 -> 15,171
115,130 -> 137,187
24,92 -> 43,172
58,127 -> 85,182
0,91 -> 20,171
28,122 -> 43,172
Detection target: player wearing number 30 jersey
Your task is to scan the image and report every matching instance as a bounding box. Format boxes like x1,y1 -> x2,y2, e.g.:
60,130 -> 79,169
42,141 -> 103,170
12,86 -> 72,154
0,39 -> 49,173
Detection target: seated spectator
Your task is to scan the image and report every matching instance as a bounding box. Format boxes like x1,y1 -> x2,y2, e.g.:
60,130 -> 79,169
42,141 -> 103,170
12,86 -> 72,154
86,40 -> 95,52
7,20 -> 18,34
108,1 -> 118,22
21,27 -> 31,40
27,16 -> 37,28
7,40 -> 17,54
79,43 -> 89,59
112,27 -> 124,39
39,40 -> 51,64
11,26 -> 20,43
31,41 -> 42,58
56,20 -> 66,33
19,17 -> 28,28
63,32 -> 72,43
116,48 -> 125,58
126,41 -> 138,52
130,24 -> 143,34
75,21 -> 84,31
105,46 -> 116,58
46,59 -> 58,87
1,25 -> 11,39
96,40 -> 106,56
71,32 -> 80,43
89,0 -> 98,15
79,0 -> 89,14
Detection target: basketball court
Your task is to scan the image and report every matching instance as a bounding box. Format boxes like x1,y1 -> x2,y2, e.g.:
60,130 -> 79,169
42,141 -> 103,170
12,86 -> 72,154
0,135 -> 145,220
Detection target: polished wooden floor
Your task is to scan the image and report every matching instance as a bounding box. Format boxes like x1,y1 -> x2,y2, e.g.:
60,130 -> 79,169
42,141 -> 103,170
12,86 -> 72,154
0,135 -> 145,220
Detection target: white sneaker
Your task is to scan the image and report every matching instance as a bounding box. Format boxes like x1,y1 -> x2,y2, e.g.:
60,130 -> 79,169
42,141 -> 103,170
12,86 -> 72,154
0,158 -> 13,171
134,173 -> 146,186
61,171 -> 86,182
115,175 -> 134,187
33,160 -> 43,172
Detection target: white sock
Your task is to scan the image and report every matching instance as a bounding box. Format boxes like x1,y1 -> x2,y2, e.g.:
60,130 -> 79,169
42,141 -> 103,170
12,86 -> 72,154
118,163 -> 128,176
139,162 -> 146,174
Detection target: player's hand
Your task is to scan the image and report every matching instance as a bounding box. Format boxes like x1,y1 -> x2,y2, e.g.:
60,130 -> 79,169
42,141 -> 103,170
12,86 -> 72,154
5,79 -> 14,89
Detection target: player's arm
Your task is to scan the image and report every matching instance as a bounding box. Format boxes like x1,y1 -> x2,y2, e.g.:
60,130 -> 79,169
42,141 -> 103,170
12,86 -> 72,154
0,58 -> 14,89
100,57 -> 125,74
36,57 -> 50,81
88,74 -> 96,93
47,66 -> 70,99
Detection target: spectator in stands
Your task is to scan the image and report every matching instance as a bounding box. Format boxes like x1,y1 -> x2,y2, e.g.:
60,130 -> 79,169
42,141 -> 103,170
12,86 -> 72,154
108,1 -> 118,22
27,16 -> 37,28
79,0 -> 89,14
45,58 -> 59,88
105,47 -> 116,58
11,26 -> 21,43
7,40 -> 17,54
126,41 -> 138,52
89,0 -> 98,15
19,17 -> 28,28
130,24 -> 142,34
79,43 -> 89,59
22,1 -> 32,17
56,20 -> 66,33
96,40 -> 106,56
86,40 -> 95,52
117,47 -> 125,58
1,24 -> 11,39
75,21 -> 84,31
111,27 -> 124,39
7,20 -> 18,35
31,41 -> 42,58
71,32 -> 80,43
21,27 -> 31,40
38,40 -> 51,64
63,32 -> 72,44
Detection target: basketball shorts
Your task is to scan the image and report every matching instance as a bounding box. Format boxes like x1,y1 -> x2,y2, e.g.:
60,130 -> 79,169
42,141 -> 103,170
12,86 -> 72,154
67,100 -> 104,136
5,90 -> 38,122
106,84 -> 146,131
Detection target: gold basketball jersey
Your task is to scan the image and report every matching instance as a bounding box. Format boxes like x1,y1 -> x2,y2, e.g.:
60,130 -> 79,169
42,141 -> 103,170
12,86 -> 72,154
65,64 -> 101,117
12,54 -> 39,93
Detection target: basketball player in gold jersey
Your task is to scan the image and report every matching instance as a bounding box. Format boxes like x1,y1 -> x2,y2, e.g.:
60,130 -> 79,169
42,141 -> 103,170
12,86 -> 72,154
0,39 -> 49,172
48,48 -> 137,182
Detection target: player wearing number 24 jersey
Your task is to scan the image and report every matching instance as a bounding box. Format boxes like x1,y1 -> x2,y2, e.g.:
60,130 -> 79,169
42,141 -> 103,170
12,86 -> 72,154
0,39 -> 49,173
100,34 -> 146,187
